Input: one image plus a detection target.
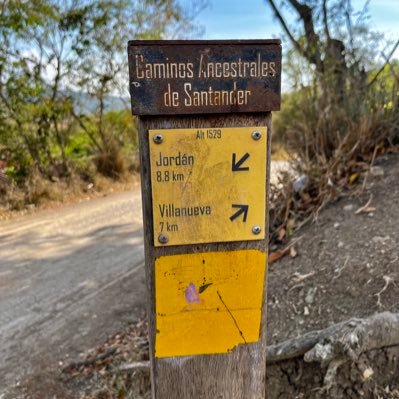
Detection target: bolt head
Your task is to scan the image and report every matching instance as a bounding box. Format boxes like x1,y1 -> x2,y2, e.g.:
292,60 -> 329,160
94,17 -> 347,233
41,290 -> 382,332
158,233 -> 169,244
153,134 -> 163,144
252,225 -> 262,235
251,131 -> 262,140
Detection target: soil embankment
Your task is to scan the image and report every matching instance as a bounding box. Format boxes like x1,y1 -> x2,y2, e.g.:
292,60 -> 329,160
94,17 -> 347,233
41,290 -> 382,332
266,153 -> 399,398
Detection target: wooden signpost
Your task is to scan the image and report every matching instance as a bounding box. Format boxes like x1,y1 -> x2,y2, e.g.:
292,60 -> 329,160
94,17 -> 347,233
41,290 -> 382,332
128,40 -> 281,398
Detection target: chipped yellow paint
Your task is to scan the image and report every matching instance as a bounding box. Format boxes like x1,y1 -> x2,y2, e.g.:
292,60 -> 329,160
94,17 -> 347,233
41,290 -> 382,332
149,127 -> 267,246
155,250 -> 267,358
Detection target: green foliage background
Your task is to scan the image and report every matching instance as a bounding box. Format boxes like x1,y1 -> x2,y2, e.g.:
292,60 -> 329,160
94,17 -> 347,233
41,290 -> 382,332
0,0 -> 204,194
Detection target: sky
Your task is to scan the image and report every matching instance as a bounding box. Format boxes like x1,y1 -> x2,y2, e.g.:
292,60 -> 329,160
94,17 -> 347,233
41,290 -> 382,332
188,0 -> 398,57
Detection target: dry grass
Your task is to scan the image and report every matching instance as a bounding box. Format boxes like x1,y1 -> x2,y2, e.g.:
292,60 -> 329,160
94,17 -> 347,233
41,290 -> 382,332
269,78 -> 399,244
62,317 -> 151,399
271,141 -> 290,161
94,141 -> 129,180
0,172 -> 139,221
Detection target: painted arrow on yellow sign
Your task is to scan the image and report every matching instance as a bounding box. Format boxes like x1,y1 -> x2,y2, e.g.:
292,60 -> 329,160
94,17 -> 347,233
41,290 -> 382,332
149,126 -> 267,246
232,153 -> 250,171
230,204 -> 249,222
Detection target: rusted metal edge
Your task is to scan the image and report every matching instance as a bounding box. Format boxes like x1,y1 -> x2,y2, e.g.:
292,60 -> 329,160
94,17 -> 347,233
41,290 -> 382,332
127,40 -> 282,115
128,39 -> 281,47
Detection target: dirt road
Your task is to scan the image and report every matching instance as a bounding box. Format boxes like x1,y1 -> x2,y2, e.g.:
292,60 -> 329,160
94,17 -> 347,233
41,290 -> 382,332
0,161 -> 288,395
0,189 -> 146,393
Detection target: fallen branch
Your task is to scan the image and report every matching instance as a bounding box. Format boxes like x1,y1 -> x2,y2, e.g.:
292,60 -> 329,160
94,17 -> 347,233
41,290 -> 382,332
269,236 -> 303,264
355,195 -> 375,214
116,360 -> 150,373
333,256 -> 349,280
359,146 -> 378,194
375,276 -> 395,308
62,347 -> 117,372
266,312 -> 399,365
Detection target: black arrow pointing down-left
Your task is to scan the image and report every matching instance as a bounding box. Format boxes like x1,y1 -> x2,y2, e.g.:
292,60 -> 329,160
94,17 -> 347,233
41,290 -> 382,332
230,204 -> 249,222
232,153 -> 250,171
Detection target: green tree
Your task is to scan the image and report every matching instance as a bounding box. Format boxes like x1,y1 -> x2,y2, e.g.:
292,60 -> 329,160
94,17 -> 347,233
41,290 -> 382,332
0,0 -> 206,182
70,0 -> 205,171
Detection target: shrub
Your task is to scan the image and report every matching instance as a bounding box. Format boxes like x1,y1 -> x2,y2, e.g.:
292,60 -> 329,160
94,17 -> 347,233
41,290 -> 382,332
270,64 -> 399,241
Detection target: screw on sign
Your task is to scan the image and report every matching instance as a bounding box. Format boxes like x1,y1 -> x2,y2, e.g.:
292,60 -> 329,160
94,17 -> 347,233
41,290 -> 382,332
153,134 -> 163,144
252,130 -> 263,140
128,40 -> 281,398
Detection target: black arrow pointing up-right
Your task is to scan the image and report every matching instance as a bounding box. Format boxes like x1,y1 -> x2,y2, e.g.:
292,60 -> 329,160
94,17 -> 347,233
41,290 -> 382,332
232,153 -> 250,172
230,204 -> 249,222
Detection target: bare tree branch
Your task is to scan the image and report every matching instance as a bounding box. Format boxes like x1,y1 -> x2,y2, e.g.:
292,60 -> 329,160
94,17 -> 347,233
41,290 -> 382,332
70,109 -> 102,152
286,0 -> 323,71
368,39 -> 399,88
265,0 -> 306,58
322,0 -> 330,40
344,0 -> 354,48
287,0 -> 310,15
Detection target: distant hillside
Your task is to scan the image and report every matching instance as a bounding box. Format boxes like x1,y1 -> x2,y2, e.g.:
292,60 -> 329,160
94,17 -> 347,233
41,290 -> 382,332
63,90 -> 130,113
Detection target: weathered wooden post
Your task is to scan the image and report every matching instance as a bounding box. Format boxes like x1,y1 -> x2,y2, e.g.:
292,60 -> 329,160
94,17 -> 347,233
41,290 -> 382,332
128,40 -> 281,398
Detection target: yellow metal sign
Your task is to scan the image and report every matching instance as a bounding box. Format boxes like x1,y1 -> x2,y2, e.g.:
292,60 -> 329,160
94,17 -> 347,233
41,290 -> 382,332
149,127 -> 267,246
155,250 -> 266,358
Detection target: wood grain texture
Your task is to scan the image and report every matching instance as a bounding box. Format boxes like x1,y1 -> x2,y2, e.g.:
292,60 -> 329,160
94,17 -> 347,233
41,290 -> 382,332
137,113 -> 272,399
267,311 -> 399,365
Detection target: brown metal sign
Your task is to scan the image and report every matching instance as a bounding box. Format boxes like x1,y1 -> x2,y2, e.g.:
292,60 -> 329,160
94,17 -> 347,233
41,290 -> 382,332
127,40 -> 281,115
